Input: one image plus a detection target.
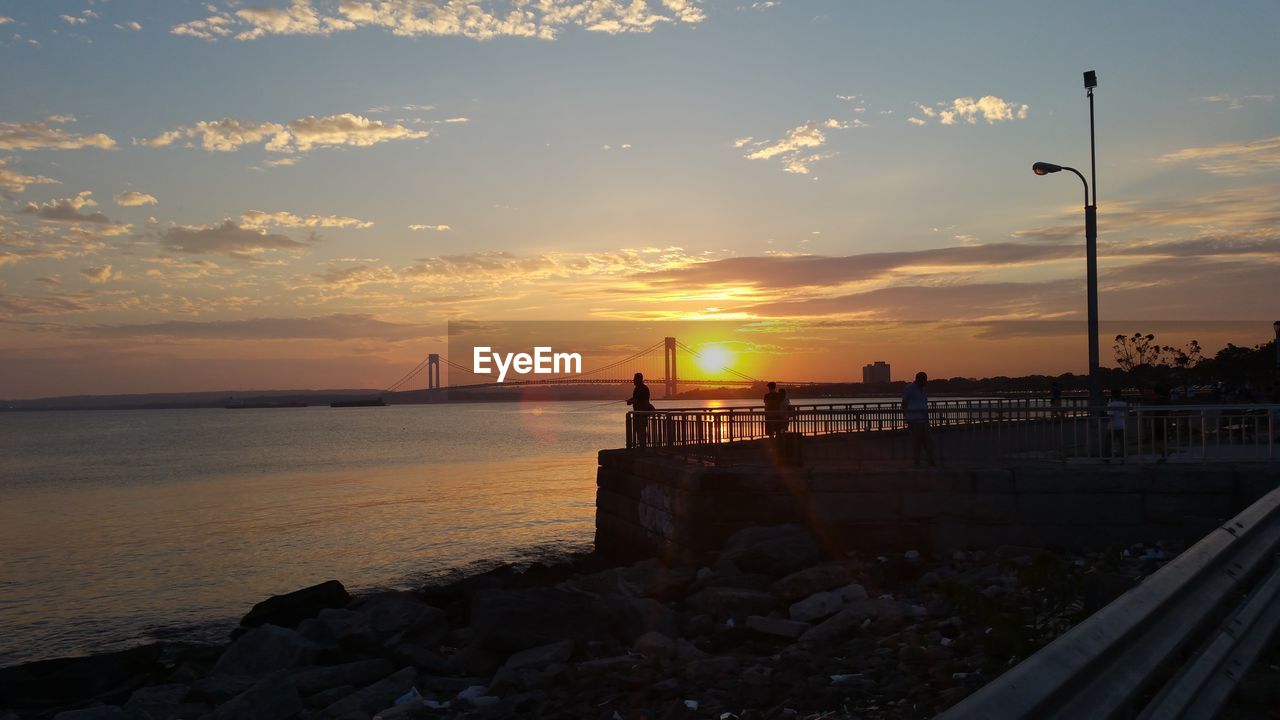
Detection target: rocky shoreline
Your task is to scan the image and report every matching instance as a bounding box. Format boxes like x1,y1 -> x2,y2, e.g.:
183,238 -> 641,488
0,525 -> 1177,720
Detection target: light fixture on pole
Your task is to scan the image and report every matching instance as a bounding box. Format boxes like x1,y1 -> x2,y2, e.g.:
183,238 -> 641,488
1031,70 -> 1102,412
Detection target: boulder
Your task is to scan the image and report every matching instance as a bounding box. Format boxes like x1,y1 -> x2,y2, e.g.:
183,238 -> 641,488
208,671 -> 303,720
686,587 -> 777,619
319,666 -> 417,720
770,564 -> 852,602
123,683 -> 208,720
789,591 -> 843,623
681,656 -> 740,684
389,643 -> 452,674
617,597 -> 680,642
469,588 -> 616,653
305,685 -> 355,709
836,583 -> 869,603
450,643 -> 505,676
719,525 -> 821,577
51,709 -> 129,720
291,659 -> 395,697
745,616 -> 810,640
297,609 -> 370,648
186,674 -> 253,705
240,580 -> 352,629
502,640 -> 574,672
621,560 -> 696,600
354,592 -> 447,645
632,632 -> 677,660
798,608 -> 863,647
0,644 -> 166,712
211,625 -> 319,679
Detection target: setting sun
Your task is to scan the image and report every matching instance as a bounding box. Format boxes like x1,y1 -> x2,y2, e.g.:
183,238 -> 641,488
693,343 -> 737,376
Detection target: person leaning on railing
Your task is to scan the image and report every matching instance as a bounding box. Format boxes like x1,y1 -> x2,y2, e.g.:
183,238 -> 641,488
902,372 -> 936,468
627,372 -> 655,448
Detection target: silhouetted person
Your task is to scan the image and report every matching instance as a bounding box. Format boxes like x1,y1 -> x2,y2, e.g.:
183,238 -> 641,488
778,388 -> 792,433
1050,381 -> 1063,418
902,371 -> 935,468
763,382 -> 782,437
627,372 -> 655,448
1107,388 -> 1128,458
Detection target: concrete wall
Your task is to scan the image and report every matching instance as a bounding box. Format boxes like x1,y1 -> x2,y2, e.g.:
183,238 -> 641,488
595,434 -> 1279,560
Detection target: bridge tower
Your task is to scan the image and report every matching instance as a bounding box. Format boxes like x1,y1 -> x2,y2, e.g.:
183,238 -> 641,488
663,337 -> 678,398
427,354 -> 441,390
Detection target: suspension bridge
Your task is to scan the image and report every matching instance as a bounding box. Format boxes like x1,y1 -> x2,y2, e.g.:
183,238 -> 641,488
382,337 -> 761,398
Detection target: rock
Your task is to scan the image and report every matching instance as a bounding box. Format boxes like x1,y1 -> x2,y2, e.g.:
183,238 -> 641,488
450,643 -> 504,676
904,550 -> 923,564
503,640 -> 575,672
770,564 -> 853,602
846,598 -> 907,626
389,643 -> 452,674
682,656 -> 740,683
617,597 -> 680,642
0,644 -> 167,712
320,666 -> 418,720
682,614 -> 715,638
186,674 -> 253,705
212,624 -> 319,679
720,525 -> 821,577
622,560 -> 696,599
746,616 -> 810,640
241,580 -> 352,629
291,659 -> 396,697
373,701 -> 433,720
675,639 -> 707,660
686,587 -> 777,619
798,608 -> 863,646
632,632 -> 677,660
297,609 -> 370,647
456,685 -> 499,707
469,588 -> 616,653
419,675 -> 483,695
306,685 -> 355,709
708,573 -> 774,591
574,655 -> 641,675
123,683 -> 208,720
789,591 -> 843,623
836,583 -> 869,602
741,664 -> 772,687
355,592 -> 447,645
209,671 -> 303,720
51,708 -> 129,720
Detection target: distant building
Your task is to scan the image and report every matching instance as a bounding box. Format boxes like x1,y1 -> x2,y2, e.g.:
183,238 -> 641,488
862,361 -> 891,384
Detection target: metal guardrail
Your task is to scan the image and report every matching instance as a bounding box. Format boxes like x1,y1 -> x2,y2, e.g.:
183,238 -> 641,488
624,401 -> 1279,463
936,484 -> 1280,720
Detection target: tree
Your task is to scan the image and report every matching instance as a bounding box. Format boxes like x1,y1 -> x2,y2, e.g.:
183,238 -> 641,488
1112,332 -> 1161,371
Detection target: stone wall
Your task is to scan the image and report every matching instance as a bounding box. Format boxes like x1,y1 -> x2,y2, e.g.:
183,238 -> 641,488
595,434 -> 1278,560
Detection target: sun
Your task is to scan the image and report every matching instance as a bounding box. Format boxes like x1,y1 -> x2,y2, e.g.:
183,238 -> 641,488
694,343 -> 736,376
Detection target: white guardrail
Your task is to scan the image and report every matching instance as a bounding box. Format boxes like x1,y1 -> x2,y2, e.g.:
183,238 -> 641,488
936,484 -> 1280,719
625,400 -> 1279,463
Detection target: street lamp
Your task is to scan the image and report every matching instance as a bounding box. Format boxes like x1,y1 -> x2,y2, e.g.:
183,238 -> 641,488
1032,70 -> 1102,412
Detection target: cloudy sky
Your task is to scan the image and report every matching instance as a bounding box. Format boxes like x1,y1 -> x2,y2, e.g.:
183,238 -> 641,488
0,0 -> 1277,397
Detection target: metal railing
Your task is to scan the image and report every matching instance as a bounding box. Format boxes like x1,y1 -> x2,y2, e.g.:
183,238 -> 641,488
625,400 -> 1278,463
936,484 -> 1280,720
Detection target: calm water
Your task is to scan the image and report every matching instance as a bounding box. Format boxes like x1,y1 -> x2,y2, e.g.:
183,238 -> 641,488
0,397 -> 811,666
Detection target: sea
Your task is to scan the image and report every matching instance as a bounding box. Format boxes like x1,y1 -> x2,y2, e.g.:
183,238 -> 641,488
0,397 -> 871,667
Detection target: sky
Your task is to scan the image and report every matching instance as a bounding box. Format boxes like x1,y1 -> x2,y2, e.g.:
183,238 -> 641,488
0,0 -> 1277,398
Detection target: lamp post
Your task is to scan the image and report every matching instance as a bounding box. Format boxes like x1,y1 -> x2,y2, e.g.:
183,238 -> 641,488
1032,70 -> 1102,412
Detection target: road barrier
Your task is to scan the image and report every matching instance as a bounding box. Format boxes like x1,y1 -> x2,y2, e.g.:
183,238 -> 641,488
935,484 -> 1280,719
